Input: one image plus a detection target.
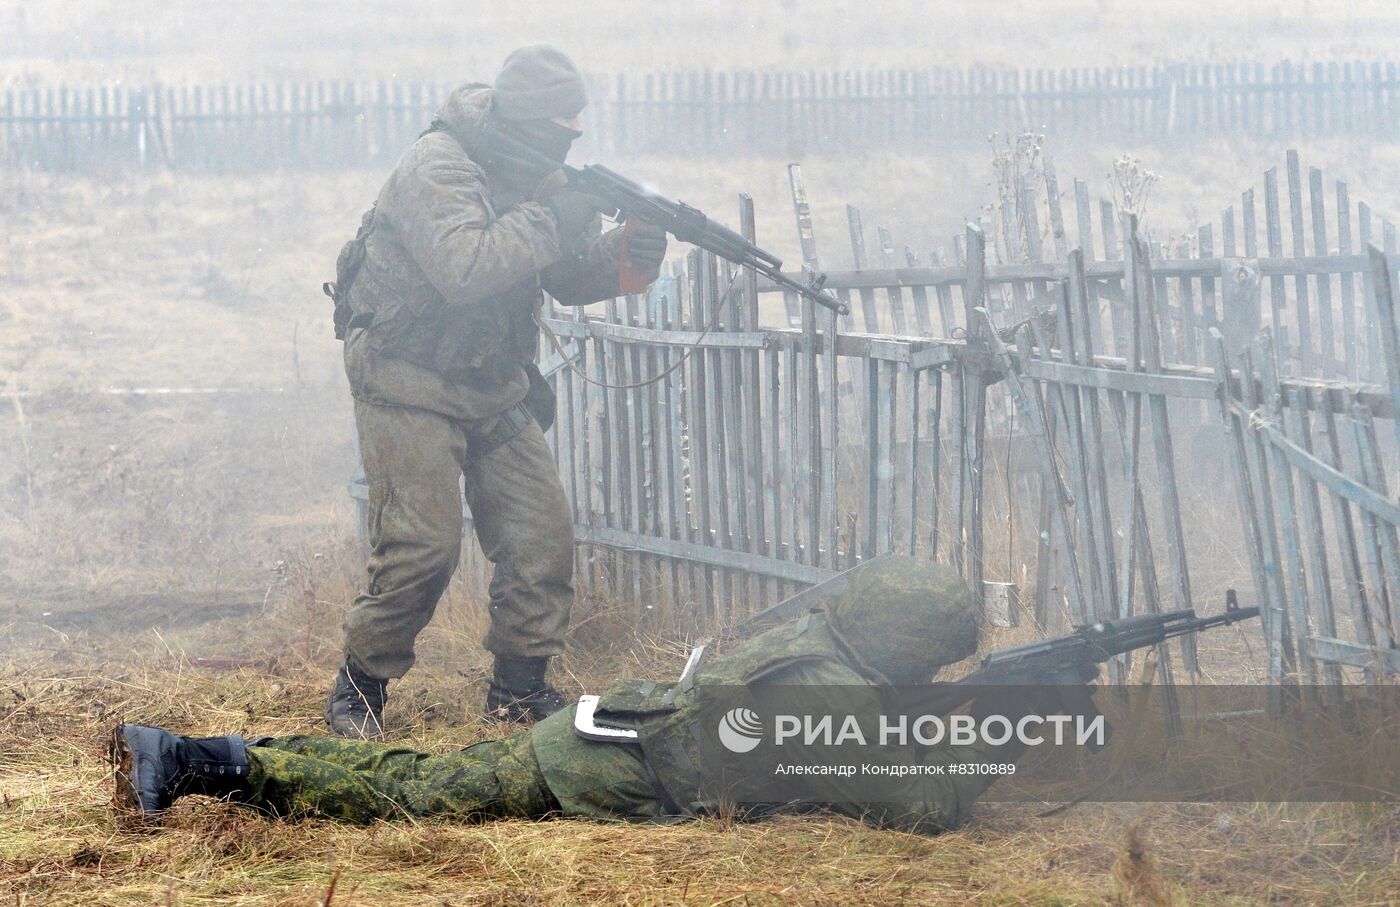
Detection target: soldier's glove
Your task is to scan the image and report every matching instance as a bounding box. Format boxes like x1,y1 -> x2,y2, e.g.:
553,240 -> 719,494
625,222 -> 668,276
543,189 -> 610,252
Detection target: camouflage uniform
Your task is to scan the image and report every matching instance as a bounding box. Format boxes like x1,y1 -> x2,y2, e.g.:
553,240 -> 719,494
242,560 -> 1029,834
341,82 -> 626,680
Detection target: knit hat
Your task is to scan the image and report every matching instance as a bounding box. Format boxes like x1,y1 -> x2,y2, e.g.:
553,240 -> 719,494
824,557 -> 980,684
492,45 -> 587,121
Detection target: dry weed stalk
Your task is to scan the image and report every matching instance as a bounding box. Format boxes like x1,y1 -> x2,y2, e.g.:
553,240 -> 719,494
1108,155 -> 1161,225
1113,819 -> 1178,906
8,392 -> 35,529
986,130 -> 1047,268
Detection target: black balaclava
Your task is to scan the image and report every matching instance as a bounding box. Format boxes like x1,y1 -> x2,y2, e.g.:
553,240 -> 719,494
497,116 -> 582,164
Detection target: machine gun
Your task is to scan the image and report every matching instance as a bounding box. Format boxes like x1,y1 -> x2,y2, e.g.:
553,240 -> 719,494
476,122 -> 849,315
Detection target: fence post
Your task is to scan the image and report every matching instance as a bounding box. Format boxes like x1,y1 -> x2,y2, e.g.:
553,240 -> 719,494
1366,247 -> 1400,452
953,224 -> 990,613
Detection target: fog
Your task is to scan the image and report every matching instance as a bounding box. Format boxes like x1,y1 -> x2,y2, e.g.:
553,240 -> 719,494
4,2 -> 1400,903
4,0 -> 1399,82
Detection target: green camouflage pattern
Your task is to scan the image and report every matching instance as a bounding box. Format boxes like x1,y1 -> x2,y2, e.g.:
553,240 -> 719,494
825,557 -> 980,684
520,707 -> 669,821
245,732 -> 557,823
543,557 -> 1005,832
247,559 -> 1016,834
345,401 -> 574,679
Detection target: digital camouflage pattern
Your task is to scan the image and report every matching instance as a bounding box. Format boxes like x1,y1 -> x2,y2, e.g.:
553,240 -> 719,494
340,82 -> 627,678
249,559 -> 1023,833
824,555 -> 981,683
567,558 -> 1004,833
246,732 -> 557,822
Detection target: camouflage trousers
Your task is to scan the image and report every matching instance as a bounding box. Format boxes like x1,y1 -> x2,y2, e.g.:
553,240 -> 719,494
345,397 -> 575,679
245,733 -> 559,822
243,707 -> 668,824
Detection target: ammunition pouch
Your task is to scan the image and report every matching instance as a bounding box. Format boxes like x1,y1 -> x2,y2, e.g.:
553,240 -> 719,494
575,679 -> 689,817
327,205 -> 377,340
523,362 -> 556,433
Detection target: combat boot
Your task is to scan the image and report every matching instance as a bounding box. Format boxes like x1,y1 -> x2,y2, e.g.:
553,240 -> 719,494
486,655 -> 566,724
109,723 -> 250,823
324,660 -> 388,739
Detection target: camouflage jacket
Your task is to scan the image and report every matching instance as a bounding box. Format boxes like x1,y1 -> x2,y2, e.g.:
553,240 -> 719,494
530,612 -> 1014,835
343,84 -> 624,420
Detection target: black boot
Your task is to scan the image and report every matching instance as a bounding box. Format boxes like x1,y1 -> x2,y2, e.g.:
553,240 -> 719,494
486,655 -> 566,724
109,723 -> 250,823
324,660 -> 388,739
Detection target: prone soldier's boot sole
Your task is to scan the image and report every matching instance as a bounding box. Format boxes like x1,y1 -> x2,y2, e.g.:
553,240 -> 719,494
108,724 -> 168,825
109,725 -> 139,814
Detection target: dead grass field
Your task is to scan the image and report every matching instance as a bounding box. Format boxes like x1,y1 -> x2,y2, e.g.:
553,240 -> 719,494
1,534 -> 1395,905
4,646 -> 1400,905
3,130 -> 1400,903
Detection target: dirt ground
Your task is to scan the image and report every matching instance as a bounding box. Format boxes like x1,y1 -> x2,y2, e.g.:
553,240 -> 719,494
2,127 -> 1399,903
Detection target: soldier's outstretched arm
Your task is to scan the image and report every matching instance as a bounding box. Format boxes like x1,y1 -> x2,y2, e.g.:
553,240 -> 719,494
845,685 -> 1079,834
542,215 -> 669,305
384,150 -> 564,307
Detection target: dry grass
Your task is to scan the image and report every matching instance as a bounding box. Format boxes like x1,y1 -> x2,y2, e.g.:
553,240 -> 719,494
3,637 -> 1399,905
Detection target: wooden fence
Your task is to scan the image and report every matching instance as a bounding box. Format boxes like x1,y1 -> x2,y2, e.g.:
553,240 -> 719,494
498,217 -> 1399,690
783,150 -> 1398,387
340,149 -> 1400,688
1213,251 -> 1400,685
10,61 -> 1400,170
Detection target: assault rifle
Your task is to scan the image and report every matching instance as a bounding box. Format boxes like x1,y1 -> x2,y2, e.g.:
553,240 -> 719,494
961,596 -> 1260,688
732,560 -> 1259,729
477,122 -> 849,315
922,594 -> 1261,735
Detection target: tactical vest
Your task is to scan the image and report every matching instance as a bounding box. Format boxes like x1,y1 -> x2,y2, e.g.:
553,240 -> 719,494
341,132 -> 543,387
588,613 -> 882,816
325,206 -> 376,341
352,258 -> 539,386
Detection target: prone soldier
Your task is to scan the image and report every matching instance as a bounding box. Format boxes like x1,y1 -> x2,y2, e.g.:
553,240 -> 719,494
111,559 -> 1070,834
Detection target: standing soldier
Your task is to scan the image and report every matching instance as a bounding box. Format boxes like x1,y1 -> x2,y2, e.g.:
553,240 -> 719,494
322,46 -> 669,735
